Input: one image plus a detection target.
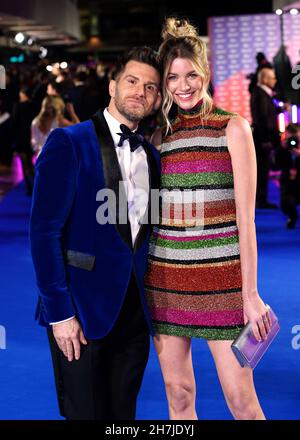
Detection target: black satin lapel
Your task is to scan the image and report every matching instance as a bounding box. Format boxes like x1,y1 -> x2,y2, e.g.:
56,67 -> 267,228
91,110 -> 132,248
134,141 -> 160,253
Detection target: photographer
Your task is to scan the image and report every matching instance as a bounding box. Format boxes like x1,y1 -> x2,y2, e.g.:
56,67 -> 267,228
273,123 -> 300,229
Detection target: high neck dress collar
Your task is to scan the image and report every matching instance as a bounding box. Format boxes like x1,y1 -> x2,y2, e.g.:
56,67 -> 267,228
178,98 -> 204,117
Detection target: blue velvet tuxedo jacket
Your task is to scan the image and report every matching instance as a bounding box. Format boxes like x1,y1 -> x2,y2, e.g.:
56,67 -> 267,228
29,110 -> 160,339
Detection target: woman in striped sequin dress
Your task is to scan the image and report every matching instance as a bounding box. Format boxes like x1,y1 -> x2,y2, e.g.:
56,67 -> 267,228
144,18 -> 272,420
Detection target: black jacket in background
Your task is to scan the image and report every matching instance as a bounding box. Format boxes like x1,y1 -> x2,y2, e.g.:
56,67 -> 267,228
11,101 -> 35,152
250,85 -> 281,146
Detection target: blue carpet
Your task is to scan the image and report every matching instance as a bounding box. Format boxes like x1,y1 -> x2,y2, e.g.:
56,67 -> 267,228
0,181 -> 299,420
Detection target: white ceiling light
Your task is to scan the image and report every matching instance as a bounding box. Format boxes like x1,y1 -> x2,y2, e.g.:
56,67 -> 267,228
14,32 -> 25,43
39,46 -> 48,59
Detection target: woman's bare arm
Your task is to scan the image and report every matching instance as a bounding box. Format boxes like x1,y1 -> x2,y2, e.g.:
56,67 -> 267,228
226,115 -> 271,341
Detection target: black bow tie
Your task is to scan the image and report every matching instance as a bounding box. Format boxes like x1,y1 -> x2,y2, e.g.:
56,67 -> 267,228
117,124 -> 145,152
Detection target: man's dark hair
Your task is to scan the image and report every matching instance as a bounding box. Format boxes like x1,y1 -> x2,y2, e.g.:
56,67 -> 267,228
39,71 -> 50,83
48,79 -> 63,95
75,71 -> 87,83
20,85 -> 32,99
111,46 -> 161,80
256,52 -> 266,63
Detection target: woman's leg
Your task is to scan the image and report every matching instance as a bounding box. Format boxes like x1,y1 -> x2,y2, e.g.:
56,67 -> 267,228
207,340 -> 265,420
153,334 -> 197,420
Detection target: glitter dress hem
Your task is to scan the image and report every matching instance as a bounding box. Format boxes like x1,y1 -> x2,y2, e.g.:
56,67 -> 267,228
153,323 -> 244,340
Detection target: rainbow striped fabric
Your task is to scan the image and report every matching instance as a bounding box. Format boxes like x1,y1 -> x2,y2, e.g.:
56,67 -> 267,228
144,104 -> 245,340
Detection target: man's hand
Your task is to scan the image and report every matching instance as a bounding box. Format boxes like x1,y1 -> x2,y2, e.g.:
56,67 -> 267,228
52,317 -> 87,362
291,147 -> 300,157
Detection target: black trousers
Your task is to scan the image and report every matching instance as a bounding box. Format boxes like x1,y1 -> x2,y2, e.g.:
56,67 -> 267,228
47,272 -> 150,420
280,182 -> 300,221
255,146 -> 271,205
253,129 -> 280,205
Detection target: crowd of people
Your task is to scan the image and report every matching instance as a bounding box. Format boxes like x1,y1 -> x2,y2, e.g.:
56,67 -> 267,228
0,61 -> 111,194
248,52 -> 300,228
0,43 -> 299,212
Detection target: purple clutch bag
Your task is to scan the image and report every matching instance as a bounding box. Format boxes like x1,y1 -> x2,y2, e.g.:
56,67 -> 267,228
231,305 -> 280,369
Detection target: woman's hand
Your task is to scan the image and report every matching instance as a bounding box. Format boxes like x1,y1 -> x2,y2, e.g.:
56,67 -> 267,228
243,293 -> 272,342
65,102 -> 80,124
66,102 -> 76,116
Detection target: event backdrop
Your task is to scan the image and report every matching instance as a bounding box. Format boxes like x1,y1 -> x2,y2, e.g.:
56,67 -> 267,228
209,13 -> 300,122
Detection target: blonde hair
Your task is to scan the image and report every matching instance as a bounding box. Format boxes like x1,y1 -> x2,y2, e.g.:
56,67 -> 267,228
159,17 -> 213,133
36,96 -> 65,133
51,95 -> 65,116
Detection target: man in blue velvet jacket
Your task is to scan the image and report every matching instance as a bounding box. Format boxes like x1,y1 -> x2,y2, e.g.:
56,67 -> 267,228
30,47 -> 161,420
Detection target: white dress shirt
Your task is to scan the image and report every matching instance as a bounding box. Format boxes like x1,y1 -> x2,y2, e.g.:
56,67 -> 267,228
103,108 -> 149,244
258,83 -> 274,98
50,108 -> 149,325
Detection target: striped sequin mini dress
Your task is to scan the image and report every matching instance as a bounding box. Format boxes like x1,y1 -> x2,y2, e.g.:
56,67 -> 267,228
144,103 -> 245,340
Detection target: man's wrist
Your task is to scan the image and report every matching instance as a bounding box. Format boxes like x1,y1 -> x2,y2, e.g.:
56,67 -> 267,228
50,316 -> 75,325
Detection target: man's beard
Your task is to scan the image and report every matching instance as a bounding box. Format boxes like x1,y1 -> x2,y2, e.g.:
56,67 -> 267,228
114,91 -> 147,122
